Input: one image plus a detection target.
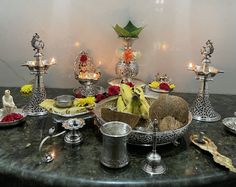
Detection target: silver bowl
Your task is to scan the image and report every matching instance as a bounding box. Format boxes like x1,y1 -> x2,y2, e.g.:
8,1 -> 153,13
54,95 -> 75,108
222,117 -> 236,134
94,95 -> 192,146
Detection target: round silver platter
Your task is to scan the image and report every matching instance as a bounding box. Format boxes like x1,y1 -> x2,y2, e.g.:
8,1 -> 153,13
94,95 -> 192,146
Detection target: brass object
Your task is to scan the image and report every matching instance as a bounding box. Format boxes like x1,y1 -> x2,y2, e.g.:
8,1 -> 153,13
190,133 -> 236,173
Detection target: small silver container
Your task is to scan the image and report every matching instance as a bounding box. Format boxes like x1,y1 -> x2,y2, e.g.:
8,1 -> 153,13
55,95 -> 75,108
100,121 -> 132,168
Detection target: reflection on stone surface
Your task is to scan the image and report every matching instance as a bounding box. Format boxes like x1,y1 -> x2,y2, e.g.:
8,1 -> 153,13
0,87 -> 236,186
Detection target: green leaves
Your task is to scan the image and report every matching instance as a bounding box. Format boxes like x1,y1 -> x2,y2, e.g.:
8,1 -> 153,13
113,21 -> 143,38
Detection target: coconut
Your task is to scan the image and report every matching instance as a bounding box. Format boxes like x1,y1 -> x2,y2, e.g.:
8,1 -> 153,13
149,94 -> 189,131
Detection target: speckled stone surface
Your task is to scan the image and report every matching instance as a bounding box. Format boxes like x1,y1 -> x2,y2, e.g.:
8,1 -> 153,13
0,87 -> 236,187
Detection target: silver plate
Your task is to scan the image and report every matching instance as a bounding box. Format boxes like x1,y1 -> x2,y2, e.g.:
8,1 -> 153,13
108,77 -> 146,87
94,95 -> 192,146
50,106 -> 93,118
149,86 -> 170,93
0,108 -> 27,128
222,117 -> 236,134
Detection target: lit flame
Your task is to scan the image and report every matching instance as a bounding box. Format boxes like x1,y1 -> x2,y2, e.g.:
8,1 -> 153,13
98,60 -> 102,66
51,58 -> 56,64
79,72 -> 100,80
74,42 -> 80,47
189,63 -> 193,68
51,150 -> 55,159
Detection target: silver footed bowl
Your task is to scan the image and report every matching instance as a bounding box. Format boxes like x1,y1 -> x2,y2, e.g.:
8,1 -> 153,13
94,95 -> 192,146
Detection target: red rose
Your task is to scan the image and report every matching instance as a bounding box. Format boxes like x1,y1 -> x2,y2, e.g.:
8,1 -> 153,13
125,82 -> 134,87
120,81 -> 135,87
108,86 -> 120,96
80,54 -> 88,62
95,93 -> 108,103
159,82 -> 170,91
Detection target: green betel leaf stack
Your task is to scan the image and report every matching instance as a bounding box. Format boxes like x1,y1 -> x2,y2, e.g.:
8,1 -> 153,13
113,21 -> 144,38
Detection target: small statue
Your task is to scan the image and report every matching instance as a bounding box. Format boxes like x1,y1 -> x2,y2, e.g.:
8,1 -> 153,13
2,90 -> 17,115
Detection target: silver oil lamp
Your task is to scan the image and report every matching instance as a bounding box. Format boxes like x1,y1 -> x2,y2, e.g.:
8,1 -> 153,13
39,118 -> 85,163
74,51 -> 101,96
188,40 -> 223,122
22,33 -> 56,116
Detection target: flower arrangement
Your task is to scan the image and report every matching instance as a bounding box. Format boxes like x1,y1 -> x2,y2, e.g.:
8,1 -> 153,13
149,73 -> 175,92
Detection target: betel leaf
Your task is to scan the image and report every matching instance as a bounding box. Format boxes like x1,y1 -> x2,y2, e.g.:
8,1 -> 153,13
124,21 -> 139,32
113,24 -> 130,37
113,21 -> 143,38
130,27 -> 143,37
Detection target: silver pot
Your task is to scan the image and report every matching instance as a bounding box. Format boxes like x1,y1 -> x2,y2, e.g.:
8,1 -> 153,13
100,121 -> 132,168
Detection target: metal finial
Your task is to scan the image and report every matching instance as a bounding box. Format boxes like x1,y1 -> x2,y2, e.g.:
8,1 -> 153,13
31,33 -> 44,52
201,40 -> 214,59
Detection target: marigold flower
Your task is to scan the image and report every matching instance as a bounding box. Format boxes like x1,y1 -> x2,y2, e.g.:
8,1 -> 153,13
20,84 -> 33,94
123,49 -> 134,63
149,81 -> 160,89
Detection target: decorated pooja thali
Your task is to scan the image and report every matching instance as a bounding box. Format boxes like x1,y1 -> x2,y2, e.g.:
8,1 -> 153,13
39,95 -> 95,118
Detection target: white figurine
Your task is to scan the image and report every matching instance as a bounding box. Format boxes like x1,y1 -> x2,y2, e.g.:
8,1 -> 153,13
2,90 -> 17,115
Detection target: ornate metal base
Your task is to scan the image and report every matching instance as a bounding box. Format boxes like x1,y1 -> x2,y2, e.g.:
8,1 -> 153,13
64,132 -> 83,144
23,87 -> 48,116
191,94 -> 221,122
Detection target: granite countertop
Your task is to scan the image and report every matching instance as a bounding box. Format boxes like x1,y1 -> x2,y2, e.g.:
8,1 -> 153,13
0,87 -> 236,187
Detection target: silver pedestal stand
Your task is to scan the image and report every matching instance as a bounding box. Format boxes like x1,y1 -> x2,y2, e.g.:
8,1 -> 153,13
188,40 -> 223,122
22,33 -> 56,116
142,119 -> 166,175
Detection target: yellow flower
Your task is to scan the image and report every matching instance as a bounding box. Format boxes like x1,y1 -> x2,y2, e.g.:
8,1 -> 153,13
170,84 -> 175,89
85,96 -> 96,105
149,81 -> 160,89
20,84 -> 33,94
74,96 -> 95,107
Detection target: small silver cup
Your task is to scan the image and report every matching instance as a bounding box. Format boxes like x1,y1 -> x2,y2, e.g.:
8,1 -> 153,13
100,121 -> 132,168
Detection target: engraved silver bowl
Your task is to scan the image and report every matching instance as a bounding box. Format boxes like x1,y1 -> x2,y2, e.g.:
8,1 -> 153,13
54,95 -> 75,108
94,96 -> 192,146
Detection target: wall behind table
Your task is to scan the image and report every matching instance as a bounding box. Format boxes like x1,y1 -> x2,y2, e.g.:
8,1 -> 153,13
0,0 -> 235,94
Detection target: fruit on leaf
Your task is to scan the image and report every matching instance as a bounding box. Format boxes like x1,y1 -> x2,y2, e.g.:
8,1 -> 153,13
117,84 -> 150,119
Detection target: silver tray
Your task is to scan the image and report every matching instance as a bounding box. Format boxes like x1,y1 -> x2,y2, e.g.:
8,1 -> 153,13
94,95 -> 192,146
222,117 -> 236,134
0,108 -> 27,128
